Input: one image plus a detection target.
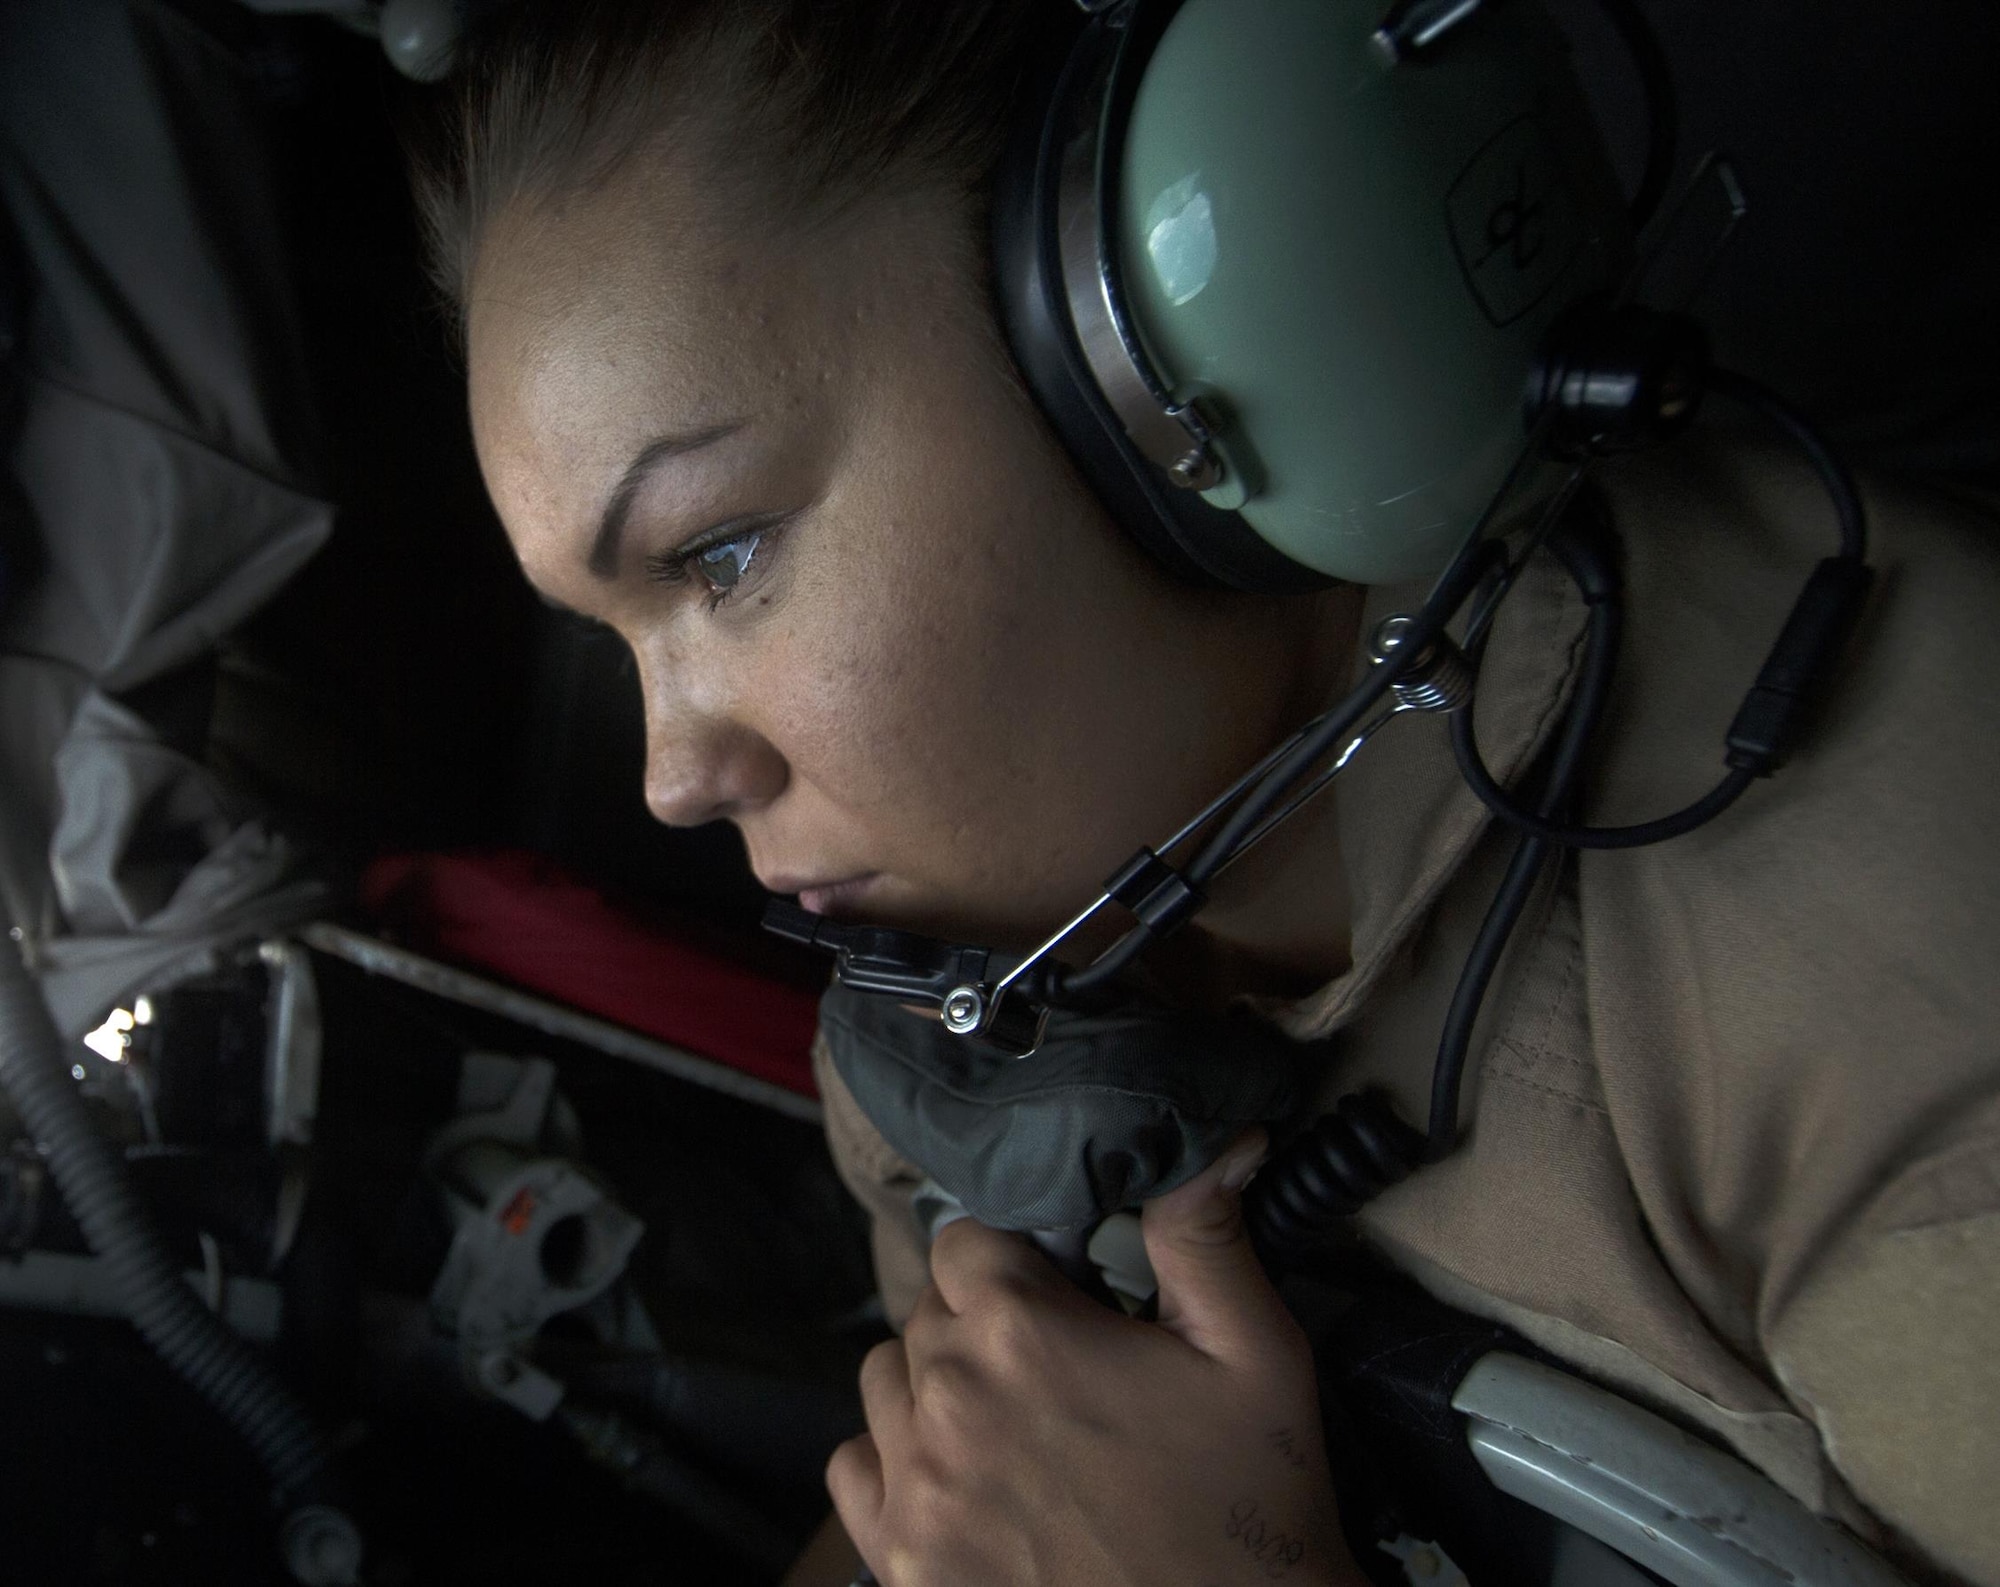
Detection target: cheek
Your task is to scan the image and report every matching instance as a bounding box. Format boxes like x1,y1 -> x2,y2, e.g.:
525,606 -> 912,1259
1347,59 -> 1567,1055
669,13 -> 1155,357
760,527 -> 1015,825
753,447 -> 1160,919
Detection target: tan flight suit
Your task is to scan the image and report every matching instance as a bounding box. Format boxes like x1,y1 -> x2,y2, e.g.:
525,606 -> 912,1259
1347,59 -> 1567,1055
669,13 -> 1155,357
815,434 -> 2000,1586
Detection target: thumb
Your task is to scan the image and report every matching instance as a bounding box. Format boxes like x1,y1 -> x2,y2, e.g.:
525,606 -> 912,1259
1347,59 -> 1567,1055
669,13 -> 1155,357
1142,1129 -> 1285,1361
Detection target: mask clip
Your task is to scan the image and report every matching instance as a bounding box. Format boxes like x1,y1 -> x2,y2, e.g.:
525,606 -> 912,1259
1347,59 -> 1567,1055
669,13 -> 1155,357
761,902 -> 1051,1057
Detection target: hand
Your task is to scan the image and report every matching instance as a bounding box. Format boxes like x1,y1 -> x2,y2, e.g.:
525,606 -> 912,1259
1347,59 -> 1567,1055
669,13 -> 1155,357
827,1133 -> 1362,1587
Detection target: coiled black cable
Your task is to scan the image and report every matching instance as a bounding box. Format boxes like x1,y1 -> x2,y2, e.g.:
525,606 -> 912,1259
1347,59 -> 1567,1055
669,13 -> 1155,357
1249,1091 -> 1426,1266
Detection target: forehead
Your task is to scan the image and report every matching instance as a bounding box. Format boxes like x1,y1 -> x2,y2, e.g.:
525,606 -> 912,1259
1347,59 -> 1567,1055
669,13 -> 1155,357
463,149 -> 976,570
466,159 -> 819,508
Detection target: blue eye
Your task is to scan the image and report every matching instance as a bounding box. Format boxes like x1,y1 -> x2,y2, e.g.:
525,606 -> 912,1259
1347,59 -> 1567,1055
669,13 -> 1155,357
646,516 -> 789,610
692,532 -> 761,594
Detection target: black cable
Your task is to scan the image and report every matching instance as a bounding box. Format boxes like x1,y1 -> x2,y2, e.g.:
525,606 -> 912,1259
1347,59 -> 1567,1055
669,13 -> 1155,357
1250,509 -> 1628,1254
1055,539 -> 1509,1000
1060,412 -> 1580,1005
1247,1091 -> 1427,1264
1248,512 -> 1624,1253
1429,837 -> 1550,1155
1191,538 -> 1508,891
1706,368 -> 1866,560
1448,366 -> 1865,851
1592,0 -> 1678,233
1426,513 -> 1621,1156
1071,367 -> 1861,986
1452,723 -> 1755,849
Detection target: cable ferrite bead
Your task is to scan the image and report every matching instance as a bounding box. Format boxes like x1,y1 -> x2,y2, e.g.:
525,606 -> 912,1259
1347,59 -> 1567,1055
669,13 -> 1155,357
1247,1091 -> 1426,1269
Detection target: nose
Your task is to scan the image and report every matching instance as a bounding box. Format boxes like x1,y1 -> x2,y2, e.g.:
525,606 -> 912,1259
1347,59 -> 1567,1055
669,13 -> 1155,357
640,688 -> 789,829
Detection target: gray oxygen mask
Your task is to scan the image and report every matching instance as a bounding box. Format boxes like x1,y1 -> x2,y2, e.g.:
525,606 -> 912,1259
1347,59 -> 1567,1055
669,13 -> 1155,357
818,979 -> 1307,1241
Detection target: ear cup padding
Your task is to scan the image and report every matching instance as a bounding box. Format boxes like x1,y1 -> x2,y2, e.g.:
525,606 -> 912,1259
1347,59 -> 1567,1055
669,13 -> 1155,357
988,9 -> 1332,596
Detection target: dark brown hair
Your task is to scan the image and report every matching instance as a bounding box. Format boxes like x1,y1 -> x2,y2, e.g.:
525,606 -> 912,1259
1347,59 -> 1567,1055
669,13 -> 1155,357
413,0 -> 1054,329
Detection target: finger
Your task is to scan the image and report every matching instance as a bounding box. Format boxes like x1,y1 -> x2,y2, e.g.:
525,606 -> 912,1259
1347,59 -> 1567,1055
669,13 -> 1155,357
825,1430 -> 884,1553
928,1217 -> 1065,1315
857,1336 -> 915,1446
902,1279 -> 955,1355
1142,1129 -> 1293,1362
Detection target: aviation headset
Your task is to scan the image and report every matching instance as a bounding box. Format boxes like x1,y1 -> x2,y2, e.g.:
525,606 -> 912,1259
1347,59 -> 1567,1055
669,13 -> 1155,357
772,0 -> 1878,1258
990,0 -> 1633,592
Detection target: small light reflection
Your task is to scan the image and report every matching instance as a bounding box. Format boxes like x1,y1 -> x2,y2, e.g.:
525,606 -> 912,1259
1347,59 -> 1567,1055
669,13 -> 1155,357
82,1006 -> 136,1064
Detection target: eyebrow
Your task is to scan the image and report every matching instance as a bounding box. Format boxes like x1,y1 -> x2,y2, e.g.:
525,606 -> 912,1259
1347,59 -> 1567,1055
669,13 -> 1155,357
587,420 -> 744,579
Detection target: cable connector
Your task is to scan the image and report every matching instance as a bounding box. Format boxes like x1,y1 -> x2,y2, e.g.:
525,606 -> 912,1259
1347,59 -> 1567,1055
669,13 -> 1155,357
1725,557 -> 1873,774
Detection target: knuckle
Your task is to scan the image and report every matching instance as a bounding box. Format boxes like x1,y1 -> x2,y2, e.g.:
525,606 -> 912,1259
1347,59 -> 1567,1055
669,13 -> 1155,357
906,1284 -> 951,1340
915,1348 -> 987,1424
907,1454 -> 982,1542
972,1293 -> 1046,1378
857,1338 -> 908,1410
928,1215 -> 992,1274
874,1449 -> 964,1535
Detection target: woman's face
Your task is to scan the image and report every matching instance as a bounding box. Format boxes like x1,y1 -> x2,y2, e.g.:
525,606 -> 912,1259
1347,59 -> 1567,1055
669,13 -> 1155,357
468,150 -> 1348,951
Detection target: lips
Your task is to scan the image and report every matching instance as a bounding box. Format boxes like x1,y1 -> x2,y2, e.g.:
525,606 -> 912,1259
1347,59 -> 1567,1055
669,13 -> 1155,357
763,872 -> 881,917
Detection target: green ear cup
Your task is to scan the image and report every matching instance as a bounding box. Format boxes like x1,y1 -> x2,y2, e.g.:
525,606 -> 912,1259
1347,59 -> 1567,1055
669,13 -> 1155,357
1117,0 -> 1631,583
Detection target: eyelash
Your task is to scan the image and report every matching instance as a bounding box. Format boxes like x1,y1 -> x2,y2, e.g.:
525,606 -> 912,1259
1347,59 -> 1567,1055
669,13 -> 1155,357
644,513 -> 791,611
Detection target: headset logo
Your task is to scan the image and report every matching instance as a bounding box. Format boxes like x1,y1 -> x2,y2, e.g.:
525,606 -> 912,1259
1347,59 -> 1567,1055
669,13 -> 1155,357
1447,112 -> 1587,327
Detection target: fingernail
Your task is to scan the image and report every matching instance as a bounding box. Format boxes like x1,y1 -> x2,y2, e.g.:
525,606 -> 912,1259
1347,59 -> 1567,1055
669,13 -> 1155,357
1218,1133 -> 1269,1194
